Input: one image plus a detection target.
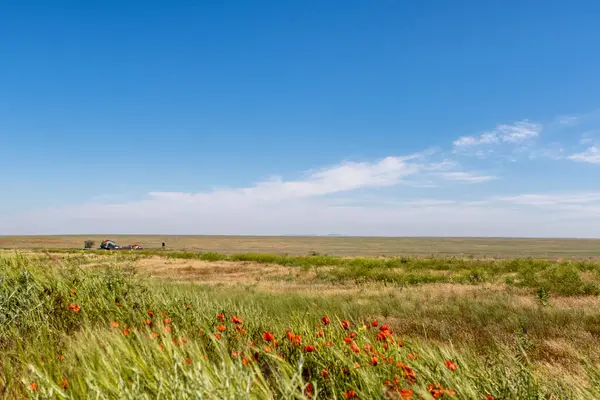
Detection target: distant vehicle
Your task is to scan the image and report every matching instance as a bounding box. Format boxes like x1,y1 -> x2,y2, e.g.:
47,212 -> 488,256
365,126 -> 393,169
100,239 -> 119,250
99,240 -> 143,250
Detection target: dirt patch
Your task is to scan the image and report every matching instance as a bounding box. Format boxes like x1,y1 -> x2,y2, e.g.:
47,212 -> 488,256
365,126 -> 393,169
135,256 -> 299,284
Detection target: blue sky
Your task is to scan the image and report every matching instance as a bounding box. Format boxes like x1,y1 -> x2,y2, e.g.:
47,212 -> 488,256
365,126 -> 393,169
1,0 -> 600,236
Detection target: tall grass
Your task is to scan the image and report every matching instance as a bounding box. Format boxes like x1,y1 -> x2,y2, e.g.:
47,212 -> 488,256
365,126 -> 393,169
2,253 -> 600,398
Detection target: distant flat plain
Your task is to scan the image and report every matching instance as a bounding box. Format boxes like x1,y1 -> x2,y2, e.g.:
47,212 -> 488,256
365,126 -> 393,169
1,235 -> 600,258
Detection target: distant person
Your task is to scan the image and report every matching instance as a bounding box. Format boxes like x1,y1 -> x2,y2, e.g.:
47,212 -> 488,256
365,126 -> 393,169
162,241 -> 166,250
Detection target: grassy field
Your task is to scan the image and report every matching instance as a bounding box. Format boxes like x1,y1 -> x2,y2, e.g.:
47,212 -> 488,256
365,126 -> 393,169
2,250 -> 600,399
2,235 -> 600,258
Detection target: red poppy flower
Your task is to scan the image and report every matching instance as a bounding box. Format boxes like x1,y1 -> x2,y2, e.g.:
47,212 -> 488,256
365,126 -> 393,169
217,325 -> 227,332
60,378 -> 68,390
217,313 -> 225,321
29,383 -> 38,391
428,384 -> 456,399
263,331 -> 274,342
231,315 -> 243,324
145,319 -> 151,325
304,383 -> 314,397
322,316 -> 331,325
316,330 -> 324,337
402,365 -> 417,384
68,304 -> 81,312
322,369 -> 329,378
342,320 -> 350,330
304,344 -> 315,352
399,388 -> 414,399
109,321 -> 119,328
371,321 -> 379,327
445,360 -> 458,371
234,325 -> 246,335
343,389 -> 357,398
163,318 -> 171,324
370,356 -> 378,366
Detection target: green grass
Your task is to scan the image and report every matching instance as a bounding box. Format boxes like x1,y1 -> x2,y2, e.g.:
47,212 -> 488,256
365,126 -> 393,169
44,249 -> 600,296
2,252 -> 600,398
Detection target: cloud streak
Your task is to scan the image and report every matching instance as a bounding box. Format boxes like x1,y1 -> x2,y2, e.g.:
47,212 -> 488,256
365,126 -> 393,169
568,146 -> 600,164
435,171 -> 497,183
453,121 -> 542,149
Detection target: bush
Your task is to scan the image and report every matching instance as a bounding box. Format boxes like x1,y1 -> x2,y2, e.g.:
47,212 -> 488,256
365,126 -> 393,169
84,240 -> 95,249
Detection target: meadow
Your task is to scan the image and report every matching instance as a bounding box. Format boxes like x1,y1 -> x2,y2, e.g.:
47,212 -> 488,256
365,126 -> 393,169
2,247 -> 600,399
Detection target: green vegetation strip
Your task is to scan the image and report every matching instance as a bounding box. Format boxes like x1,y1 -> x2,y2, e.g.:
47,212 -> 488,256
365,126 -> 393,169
44,249 -> 600,296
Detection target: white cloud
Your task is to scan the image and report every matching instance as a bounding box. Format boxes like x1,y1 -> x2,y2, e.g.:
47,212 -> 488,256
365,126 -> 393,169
142,154 -> 489,206
435,171 -> 497,183
568,146 -> 600,164
453,121 -> 542,150
141,155 -> 424,207
498,192 -> 600,206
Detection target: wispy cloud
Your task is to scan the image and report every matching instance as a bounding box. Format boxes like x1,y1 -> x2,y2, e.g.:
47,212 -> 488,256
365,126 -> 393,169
144,154 -> 491,206
525,143 -> 566,160
453,121 -> 542,150
568,146 -> 600,164
557,115 -> 578,125
435,171 -> 497,183
498,192 -> 600,206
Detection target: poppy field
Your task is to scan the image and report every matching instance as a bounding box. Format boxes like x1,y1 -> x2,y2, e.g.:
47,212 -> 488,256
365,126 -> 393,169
2,251 -> 600,399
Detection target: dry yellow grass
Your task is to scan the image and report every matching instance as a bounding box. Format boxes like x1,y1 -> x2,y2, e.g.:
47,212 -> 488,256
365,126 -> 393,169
2,234 -> 600,258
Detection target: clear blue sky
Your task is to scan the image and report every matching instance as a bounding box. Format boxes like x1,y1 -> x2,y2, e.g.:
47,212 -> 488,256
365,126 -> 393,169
2,0 -> 600,236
